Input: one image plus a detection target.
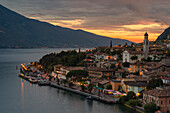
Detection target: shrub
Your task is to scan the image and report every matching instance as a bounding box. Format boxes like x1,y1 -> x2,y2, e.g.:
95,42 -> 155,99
119,96 -> 127,104
144,103 -> 158,113
127,91 -> 136,100
128,99 -> 138,107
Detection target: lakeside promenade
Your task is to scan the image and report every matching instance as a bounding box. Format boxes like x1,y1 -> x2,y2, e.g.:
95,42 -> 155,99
50,81 -> 119,104
19,74 -> 119,104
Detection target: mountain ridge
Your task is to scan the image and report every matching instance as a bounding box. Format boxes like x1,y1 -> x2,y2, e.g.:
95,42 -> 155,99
156,27 -> 170,41
0,4 -> 133,48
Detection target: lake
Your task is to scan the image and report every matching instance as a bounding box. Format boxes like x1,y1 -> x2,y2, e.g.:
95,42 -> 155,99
0,48 -> 138,113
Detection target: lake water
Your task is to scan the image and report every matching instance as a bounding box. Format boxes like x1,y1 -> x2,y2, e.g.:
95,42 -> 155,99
0,48 -> 138,113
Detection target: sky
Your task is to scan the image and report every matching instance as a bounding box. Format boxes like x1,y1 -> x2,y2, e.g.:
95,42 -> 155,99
0,0 -> 170,43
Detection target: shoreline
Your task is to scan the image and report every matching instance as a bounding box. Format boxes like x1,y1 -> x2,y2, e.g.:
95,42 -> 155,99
19,75 -> 144,113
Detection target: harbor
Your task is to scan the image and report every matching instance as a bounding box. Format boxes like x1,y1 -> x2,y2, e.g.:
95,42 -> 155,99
19,63 -> 120,104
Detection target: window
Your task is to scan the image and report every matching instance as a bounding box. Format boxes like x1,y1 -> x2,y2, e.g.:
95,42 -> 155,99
125,58 -> 127,62
161,100 -> 163,104
169,100 -> 170,104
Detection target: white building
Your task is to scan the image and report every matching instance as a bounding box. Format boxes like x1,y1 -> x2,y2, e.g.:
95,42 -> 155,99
94,53 -> 108,60
123,50 -> 143,63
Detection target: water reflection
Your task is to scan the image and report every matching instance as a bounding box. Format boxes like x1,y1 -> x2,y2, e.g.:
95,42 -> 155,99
20,78 -> 24,109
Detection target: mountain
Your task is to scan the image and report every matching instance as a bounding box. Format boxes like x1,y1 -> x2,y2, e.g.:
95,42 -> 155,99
156,27 -> 170,41
0,4 -> 133,48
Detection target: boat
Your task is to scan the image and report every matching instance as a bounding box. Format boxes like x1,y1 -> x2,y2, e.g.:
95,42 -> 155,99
86,96 -> 93,100
38,79 -> 49,86
29,78 -> 38,84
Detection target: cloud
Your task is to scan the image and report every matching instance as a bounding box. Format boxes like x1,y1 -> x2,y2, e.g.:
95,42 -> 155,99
0,0 -> 170,42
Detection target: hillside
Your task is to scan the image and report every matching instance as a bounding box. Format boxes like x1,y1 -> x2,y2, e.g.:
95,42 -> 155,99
0,4 -> 133,48
156,27 -> 170,42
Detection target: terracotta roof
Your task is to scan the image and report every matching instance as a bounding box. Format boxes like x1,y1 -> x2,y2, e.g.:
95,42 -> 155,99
162,77 -> 170,80
87,67 -> 114,72
54,64 -> 63,67
94,52 -> 107,55
148,51 -> 164,55
66,67 -> 85,71
99,80 -> 110,85
124,81 -> 147,87
156,72 -> 169,76
127,50 -> 143,55
130,61 -> 146,66
126,74 -> 139,78
144,87 -> 170,97
90,78 -> 102,83
112,46 -> 124,49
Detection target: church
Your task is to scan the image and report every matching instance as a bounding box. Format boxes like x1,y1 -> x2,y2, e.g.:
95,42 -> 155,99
123,32 -> 164,63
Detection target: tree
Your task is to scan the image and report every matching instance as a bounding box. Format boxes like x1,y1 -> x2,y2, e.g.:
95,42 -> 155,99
105,48 -> 111,55
147,78 -> 163,90
124,43 -> 128,47
81,85 -> 86,91
119,96 -> 127,104
68,82 -> 74,87
62,79 -> 67,86
122,62 -> 130,67
87,83 -> 93,93
39,50 -> 86,72
128,99 -> 138,107
131,42 -> 134,47
66,70 -> 89,81
106,84 -> 112,90
146,57 -> 152,62
127,91 -> 136,100
144,103 -> 158,113
131,56 -> 138,60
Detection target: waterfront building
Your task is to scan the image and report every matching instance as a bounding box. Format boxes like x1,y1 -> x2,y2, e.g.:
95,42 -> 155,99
110,79 -> 121,91
143,87 -> 170,112
122,81 -> 147,94
98,80 -> 110,89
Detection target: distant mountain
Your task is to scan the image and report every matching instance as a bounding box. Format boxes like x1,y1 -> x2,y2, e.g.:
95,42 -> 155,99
0,4 -> 133,48
156,27 -> 170,41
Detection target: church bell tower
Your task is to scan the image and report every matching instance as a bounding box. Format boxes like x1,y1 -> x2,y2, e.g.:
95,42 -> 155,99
143,32 -> 149,59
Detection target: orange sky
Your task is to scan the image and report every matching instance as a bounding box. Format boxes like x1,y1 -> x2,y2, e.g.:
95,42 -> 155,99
42,20 -> 168,43
2,0 -> 169,43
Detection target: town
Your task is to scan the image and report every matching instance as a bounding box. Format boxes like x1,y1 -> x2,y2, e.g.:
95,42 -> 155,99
19,32 -> 170,113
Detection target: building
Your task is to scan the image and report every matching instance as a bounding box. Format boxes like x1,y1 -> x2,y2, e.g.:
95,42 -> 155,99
162,77 -> 170,85
54,64 -> 63,72
98,80 -> 110,89
143,87 -> 170,112
123,50 -> 143,63
87,67 -> 114,78
122,81 -> 147,94
94,52 -> 108,60
161,57 -> 170,66
129,61 -> 147,73
55,66 -> 85,76
110,79 -> 121,91
143,32 -> 149,59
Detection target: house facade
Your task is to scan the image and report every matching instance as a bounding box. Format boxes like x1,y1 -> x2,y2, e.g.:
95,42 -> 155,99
143,87 -> 170,113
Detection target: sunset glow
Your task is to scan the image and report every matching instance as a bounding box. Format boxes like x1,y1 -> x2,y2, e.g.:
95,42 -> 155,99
3,0 -> 170,43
